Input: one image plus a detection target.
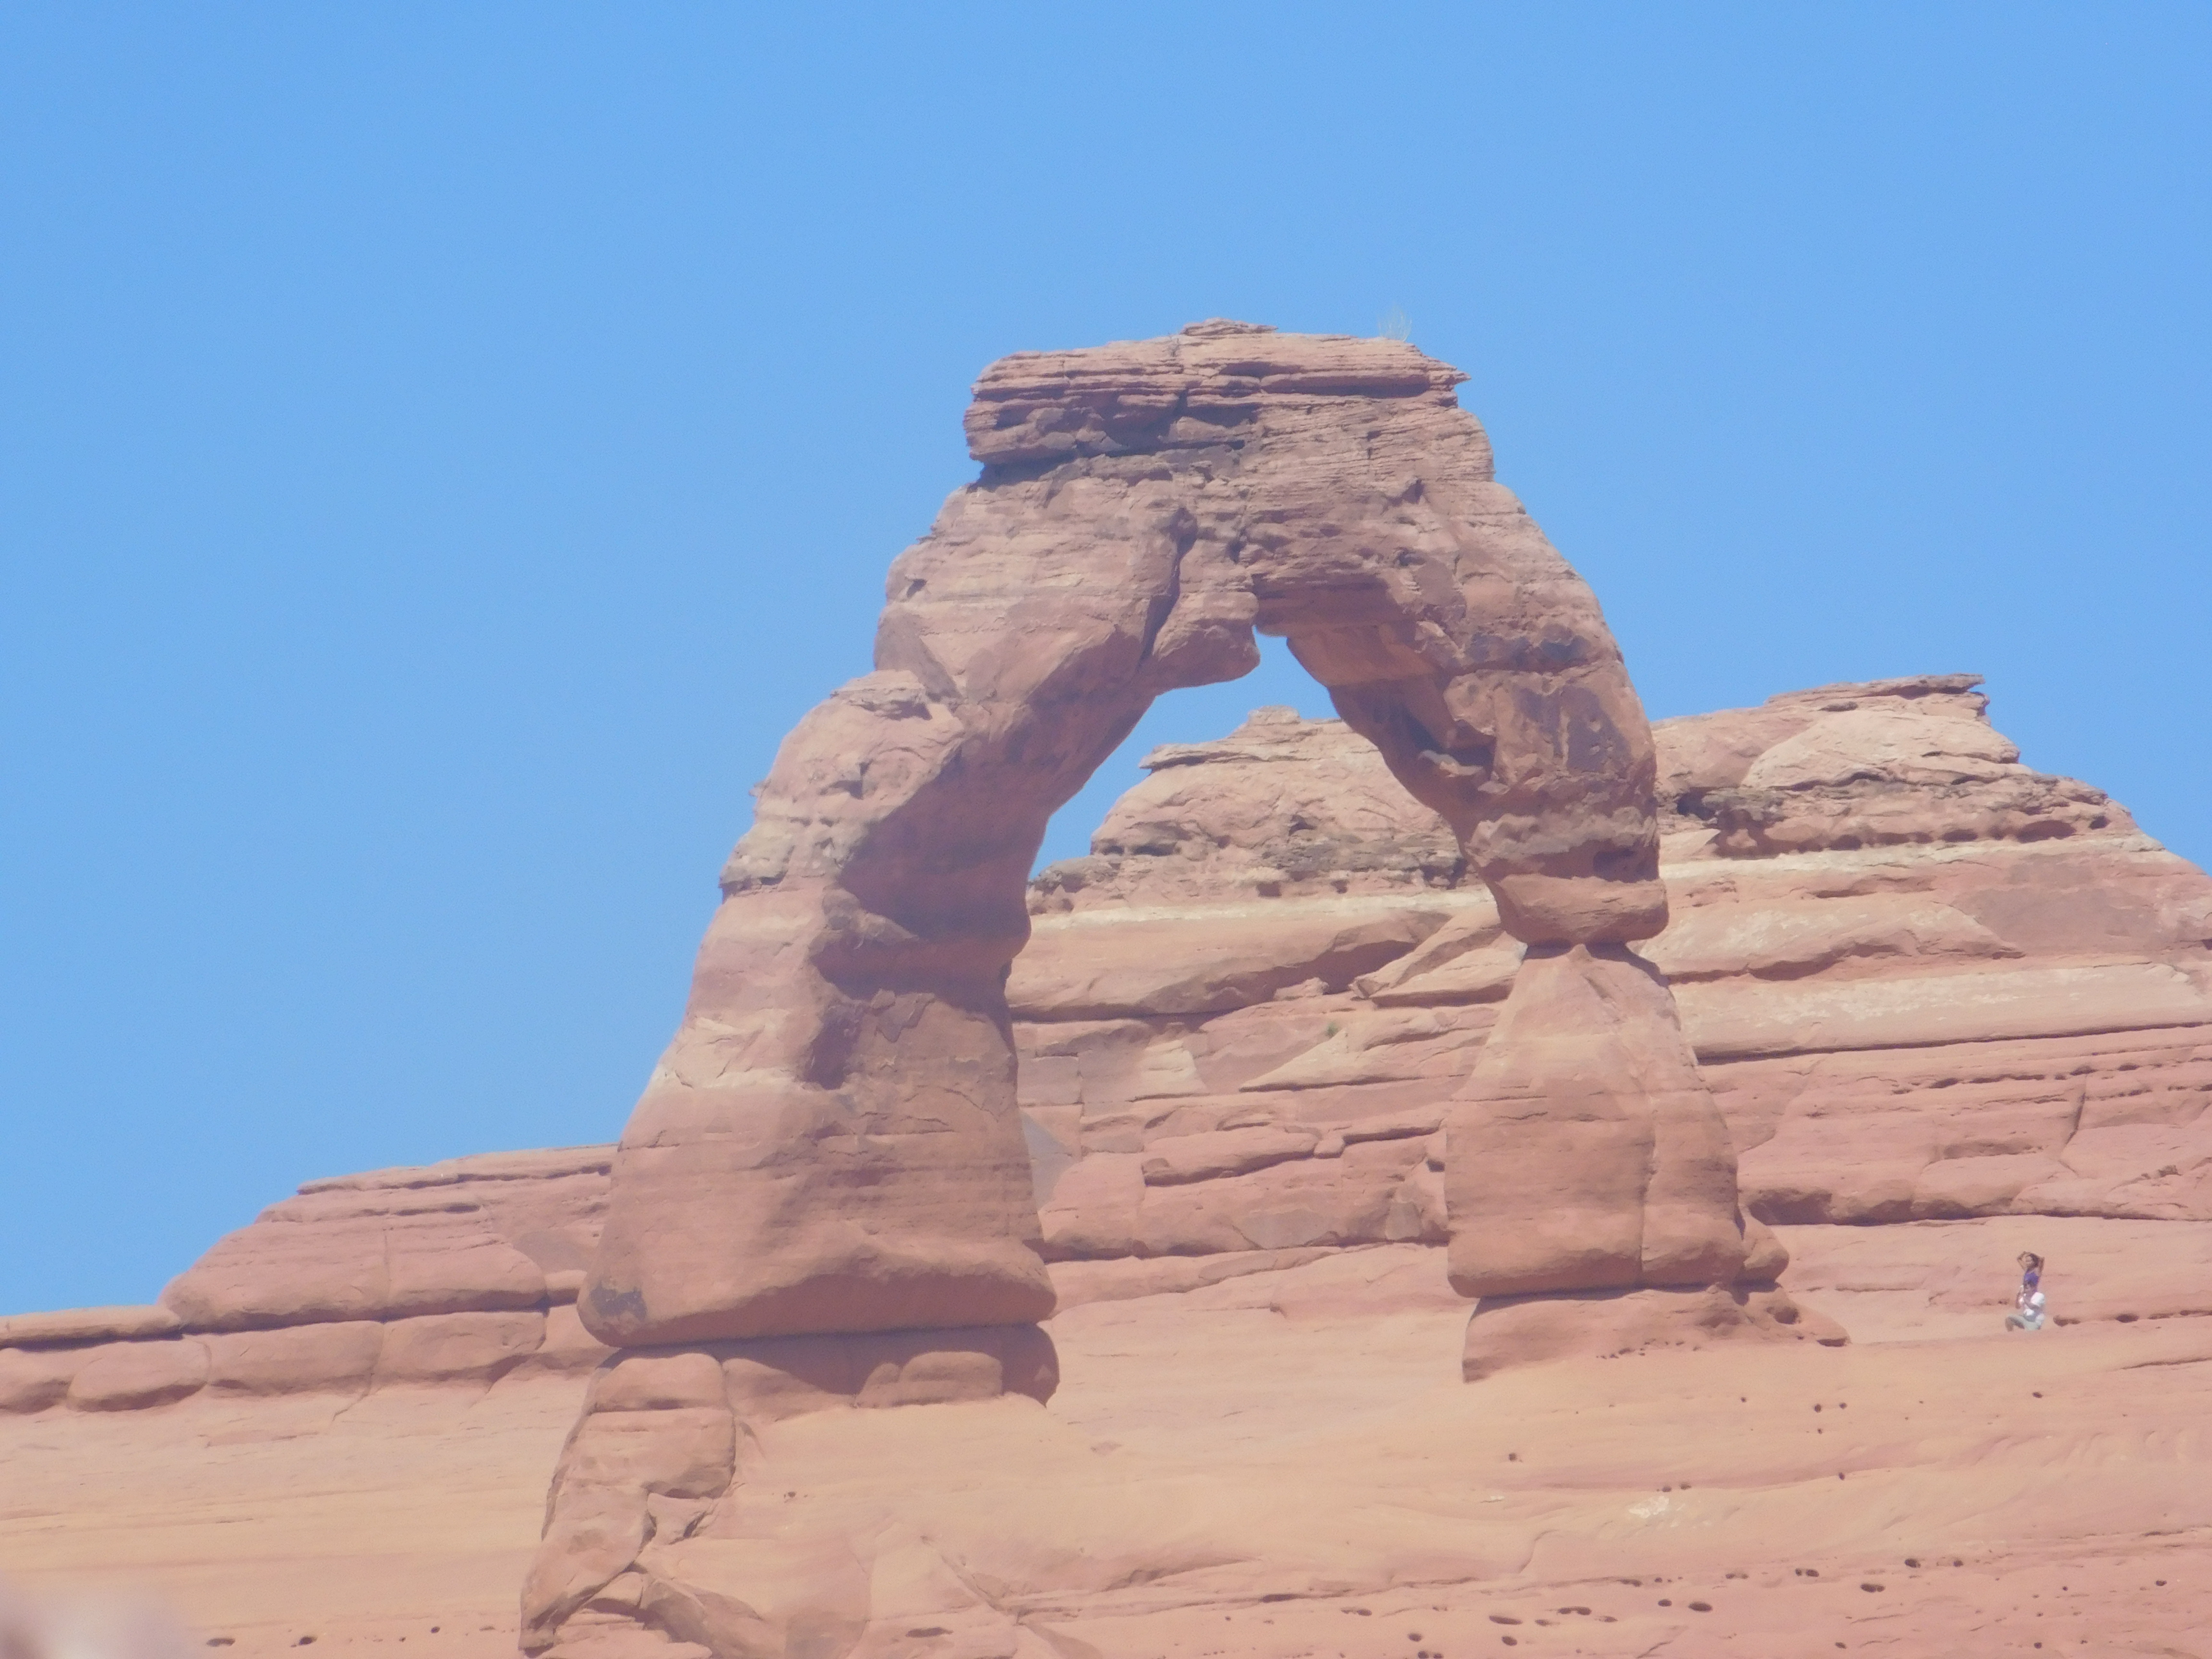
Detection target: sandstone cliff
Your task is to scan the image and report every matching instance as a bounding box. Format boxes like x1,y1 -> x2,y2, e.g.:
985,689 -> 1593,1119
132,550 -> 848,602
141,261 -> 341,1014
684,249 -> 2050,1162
1014,673 -> 2212,1274
6,673 -> 2210,1659
10,672 -> 2204,1417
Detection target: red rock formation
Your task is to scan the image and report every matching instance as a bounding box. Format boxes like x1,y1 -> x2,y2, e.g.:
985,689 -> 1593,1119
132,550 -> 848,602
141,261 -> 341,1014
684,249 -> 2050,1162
1015,674 -> 2212,1295
5,670 -> 2210,1659
584,320 -> 1707,1358
0,1149 -> 614,1419
15,672 -> 2200,1421
9,1229 -> 2212,1659
508,320 -> 1778,1655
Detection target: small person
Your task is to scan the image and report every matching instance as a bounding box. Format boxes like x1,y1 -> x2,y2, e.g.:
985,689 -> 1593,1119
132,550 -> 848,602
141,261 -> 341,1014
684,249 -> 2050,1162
2006,1251 -> 2047,1331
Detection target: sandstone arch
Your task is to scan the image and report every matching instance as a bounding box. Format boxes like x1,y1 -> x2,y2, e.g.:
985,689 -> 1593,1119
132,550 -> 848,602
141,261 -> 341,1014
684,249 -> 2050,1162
524,323 -> 1804,1653
577,320 -> 1742,1351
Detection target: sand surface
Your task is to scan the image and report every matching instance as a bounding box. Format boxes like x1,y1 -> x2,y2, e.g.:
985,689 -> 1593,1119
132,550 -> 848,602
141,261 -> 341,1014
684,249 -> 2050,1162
4,1230 -> 2207,1659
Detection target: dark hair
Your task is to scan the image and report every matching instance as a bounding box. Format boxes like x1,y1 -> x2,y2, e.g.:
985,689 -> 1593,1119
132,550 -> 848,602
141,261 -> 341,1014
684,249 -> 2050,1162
2020,1252 -> 2044,1272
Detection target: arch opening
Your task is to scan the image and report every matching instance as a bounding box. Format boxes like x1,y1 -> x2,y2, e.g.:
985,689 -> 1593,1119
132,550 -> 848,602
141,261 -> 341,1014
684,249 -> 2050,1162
577,322 -> 1732,1351
520,323 -> 1820,1659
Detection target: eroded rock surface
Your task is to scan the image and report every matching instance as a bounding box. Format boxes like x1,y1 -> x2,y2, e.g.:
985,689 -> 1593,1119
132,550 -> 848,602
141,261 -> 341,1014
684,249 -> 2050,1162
6,667 -> 2210,1659
510,320 -> 1766,1657
6,1233 -> 2212,1659
12,324 -> 2206,1659
0,1149 -> 615,1420
14,674 -> 2203,1422
1017,674 -> 2212,1281
585,320 -> 1704,1358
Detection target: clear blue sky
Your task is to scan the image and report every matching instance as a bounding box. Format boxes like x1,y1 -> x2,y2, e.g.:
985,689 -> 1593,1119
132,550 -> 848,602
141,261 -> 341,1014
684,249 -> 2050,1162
4,6 -> 2207,1313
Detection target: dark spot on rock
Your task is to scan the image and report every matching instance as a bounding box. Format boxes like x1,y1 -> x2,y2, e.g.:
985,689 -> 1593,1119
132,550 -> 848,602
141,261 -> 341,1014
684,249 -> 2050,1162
1658,1599 -> 1671,1607
205,1642 -> 234,1650
905,1629 -> 949,1639
1861,1583 -> 1885,1593
1488,1616 -> 1520,1626
1261,1595 -> 1295,1603
1688,1601 -> 1712,1612
1905,1559 -> 1920,1568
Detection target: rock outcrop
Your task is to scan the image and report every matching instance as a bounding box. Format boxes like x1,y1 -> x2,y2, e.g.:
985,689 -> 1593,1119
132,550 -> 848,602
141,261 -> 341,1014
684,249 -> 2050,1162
6,669 -> 2210,1659
9,1225 -> 2212,1659
18,671 -> 2199,1424
583,319 -> 1720,1361
1015,675 -> 2212,1304
0,1149 -> 615,1418
510,321 -> 1785,1655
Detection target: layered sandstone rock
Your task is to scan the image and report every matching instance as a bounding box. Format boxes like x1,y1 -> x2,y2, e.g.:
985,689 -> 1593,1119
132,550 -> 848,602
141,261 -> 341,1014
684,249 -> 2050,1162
513,321 -> 1771,1656
0,1149 -> 614,1419
1015,673 -> 2212,1300
16,673 -> 2201,1423
585,320 -> 1713,1357
5,664 -> 2207,1659
8,1230 -> 2212,1659
520,1326 -> 1059,1656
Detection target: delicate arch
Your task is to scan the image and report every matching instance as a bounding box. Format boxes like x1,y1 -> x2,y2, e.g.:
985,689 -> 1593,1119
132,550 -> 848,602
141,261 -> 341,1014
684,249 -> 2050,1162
579,321 -> 1726,1347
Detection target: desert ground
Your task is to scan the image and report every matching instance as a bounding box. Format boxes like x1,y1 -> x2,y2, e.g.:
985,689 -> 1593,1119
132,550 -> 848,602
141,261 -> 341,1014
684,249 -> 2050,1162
6,1222 -> 2207,1659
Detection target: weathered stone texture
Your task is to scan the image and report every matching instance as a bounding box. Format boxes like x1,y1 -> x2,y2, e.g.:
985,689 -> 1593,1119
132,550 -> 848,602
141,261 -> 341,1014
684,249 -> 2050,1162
587,322 -> 1687,1351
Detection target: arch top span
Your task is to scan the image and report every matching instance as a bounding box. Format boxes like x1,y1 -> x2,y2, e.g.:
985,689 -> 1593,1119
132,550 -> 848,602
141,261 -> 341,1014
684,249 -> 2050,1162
587,322 -> 1673,1349
741,319 -> 1664,951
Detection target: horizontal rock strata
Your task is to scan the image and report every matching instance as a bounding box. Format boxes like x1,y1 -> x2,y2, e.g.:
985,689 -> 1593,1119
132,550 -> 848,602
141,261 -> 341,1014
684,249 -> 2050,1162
14,672 -> 2204,1416
1016,675 -> 2212,1267
0,1148 -> 615,1416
